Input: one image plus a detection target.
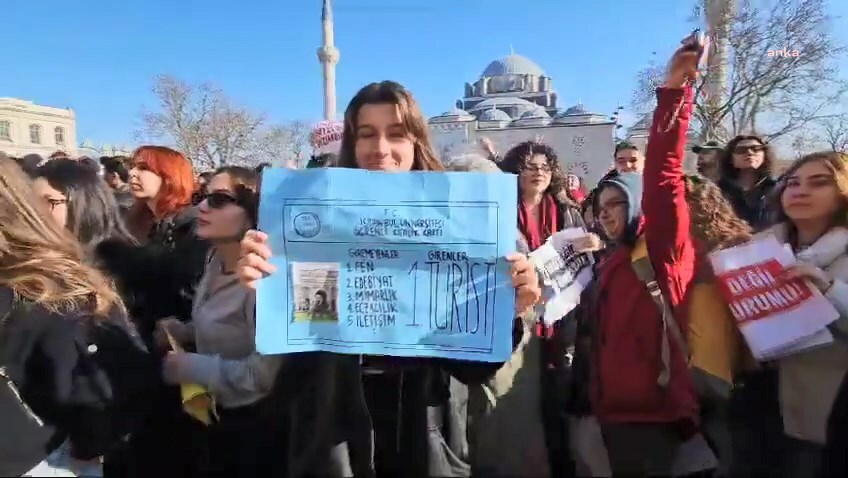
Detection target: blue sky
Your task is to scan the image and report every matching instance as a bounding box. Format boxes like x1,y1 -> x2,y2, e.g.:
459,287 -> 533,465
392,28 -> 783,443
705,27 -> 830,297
3,0 -> 847,147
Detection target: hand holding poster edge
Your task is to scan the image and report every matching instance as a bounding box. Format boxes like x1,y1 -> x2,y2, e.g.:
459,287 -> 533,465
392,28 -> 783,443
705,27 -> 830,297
708,236 -> 839,359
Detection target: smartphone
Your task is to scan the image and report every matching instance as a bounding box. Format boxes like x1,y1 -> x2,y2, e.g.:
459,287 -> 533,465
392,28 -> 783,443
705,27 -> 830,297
682,29 -> 711,70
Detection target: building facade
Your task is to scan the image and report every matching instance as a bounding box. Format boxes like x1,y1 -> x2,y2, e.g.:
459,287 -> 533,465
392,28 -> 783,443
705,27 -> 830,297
428,54 -> 617,187
0,97 -> 77,157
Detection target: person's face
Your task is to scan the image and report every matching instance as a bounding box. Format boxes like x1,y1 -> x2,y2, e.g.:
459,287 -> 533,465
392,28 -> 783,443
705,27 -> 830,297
354,104 -> 415,172
519,154 -> 553,196
104,171 -> 122,189
615,148 -> 644,173
197,173 -> 252,242
129,164 -> 163,200
780,161 -> 842,224
697,150 -> 719,176
597,186 -> 628,241
731,140 -> 766,170
314,293 -> 325,305
32,177 -> 68,229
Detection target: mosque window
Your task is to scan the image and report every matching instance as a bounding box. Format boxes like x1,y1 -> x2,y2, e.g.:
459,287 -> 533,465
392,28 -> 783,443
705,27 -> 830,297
29,124 -> 42,144
54,127 -> 65,146
0,121 -> 10,141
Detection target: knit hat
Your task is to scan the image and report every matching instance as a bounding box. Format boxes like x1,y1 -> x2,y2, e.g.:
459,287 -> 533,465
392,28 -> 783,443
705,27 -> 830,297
309,120 -> 344,156
596,172 -> 644,242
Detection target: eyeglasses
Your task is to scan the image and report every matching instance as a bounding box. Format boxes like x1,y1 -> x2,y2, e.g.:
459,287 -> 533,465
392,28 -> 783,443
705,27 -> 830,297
206,192 -> 238,209
733,144 -> 765,154
597,200 -> 628,216
521,164 -> 551,173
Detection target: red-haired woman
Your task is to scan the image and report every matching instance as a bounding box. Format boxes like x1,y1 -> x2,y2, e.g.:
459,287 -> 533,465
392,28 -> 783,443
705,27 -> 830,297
98,145 -> 211,478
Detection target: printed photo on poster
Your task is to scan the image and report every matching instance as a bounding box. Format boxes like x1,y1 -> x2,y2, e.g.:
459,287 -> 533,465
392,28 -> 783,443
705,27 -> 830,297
292,262 -> 339,322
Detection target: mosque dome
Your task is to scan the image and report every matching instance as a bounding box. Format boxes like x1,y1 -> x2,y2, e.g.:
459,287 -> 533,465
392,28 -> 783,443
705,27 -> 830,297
563,103 -> 588,116
469,96 -> 545,120
520,107 -> 550,119
479,108 -> 511,122
428,107 -> 475,124
481,54 -> 545,77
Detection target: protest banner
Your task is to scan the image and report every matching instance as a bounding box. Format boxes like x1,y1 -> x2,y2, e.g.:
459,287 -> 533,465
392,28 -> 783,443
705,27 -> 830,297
709,235 -> 838,360
255,168 -> 517,362
529,227 -> 594,323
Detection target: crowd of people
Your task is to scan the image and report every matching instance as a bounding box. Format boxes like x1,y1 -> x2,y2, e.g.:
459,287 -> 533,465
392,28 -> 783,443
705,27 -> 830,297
0,39 -> 847,478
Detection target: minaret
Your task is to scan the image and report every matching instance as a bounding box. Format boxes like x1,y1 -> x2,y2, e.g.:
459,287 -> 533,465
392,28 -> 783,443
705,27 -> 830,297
317,0 -> 340,121
703,0 -> 733,140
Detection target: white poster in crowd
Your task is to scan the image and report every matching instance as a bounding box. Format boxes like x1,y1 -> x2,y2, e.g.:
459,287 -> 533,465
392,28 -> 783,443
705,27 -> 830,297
529,228 -> 595,324
708,235 -> 838,360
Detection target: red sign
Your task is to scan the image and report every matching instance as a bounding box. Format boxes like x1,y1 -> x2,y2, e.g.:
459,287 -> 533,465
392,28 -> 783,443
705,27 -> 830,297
715,259 -> 814,325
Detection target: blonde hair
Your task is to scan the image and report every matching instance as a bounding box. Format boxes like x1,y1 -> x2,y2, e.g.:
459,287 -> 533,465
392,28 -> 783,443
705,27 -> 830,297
0,157 -> 122,316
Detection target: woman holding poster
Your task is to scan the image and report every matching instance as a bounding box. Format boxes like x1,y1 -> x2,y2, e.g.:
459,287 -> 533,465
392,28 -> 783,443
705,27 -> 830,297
754,151 -> 848,478
586,39 -> 700,476
236,80 -> 541,478
498,139 -> 588,478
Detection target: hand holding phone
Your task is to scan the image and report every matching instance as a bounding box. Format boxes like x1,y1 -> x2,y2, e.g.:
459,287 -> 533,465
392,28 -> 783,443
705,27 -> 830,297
665,29 -> 707,87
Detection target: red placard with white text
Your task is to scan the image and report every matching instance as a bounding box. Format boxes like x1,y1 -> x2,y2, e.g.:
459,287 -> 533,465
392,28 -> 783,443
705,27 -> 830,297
709,236 -> 838,360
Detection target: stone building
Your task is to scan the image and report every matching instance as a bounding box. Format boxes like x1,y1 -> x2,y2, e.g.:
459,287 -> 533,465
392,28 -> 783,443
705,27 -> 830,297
0,97 -> 77,157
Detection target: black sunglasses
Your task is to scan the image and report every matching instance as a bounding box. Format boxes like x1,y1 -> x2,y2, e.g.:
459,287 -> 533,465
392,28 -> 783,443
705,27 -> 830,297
733,144 -> 765,154
206,192 -> 238,209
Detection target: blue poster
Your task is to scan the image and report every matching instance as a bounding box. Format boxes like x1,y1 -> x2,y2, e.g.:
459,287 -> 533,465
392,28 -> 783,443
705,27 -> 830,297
255,168 -> 517,362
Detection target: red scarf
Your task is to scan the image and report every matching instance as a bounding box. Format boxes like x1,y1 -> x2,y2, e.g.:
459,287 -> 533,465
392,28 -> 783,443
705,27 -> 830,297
518,195 -> 559,251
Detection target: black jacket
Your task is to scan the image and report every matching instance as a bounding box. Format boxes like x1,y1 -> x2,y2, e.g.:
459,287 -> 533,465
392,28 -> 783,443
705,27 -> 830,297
274,353 -> 507,478
96,206 -> 211,344
718,175 -> 777,230
0,288 -> 160,476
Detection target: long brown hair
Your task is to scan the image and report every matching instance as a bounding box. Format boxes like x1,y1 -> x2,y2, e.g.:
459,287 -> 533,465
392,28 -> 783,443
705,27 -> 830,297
336,81 -> 444,171
773,151 -> 848,247
685,175 -> 753,254
0,157 -> 122,316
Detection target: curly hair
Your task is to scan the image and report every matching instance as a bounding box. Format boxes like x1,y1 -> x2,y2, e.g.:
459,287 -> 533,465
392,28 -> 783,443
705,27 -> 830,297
772,151 -> 848,248
718,135 -> 777,180
498,141 -> 567,198
685,175 -> 752,254
0,157 -> 123,317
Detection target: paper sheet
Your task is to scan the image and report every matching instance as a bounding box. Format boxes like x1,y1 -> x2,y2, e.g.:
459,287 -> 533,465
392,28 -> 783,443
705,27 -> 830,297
256,168 -> 518,362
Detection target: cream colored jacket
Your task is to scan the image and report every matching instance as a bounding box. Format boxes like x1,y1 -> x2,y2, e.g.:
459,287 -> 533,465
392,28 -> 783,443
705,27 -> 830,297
757,225 -> 848,444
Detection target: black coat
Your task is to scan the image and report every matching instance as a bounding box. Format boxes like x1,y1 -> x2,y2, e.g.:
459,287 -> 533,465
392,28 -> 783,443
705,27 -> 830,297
718,175 -> 777,230
822,372 -> 848,477
96,206 -> 211,345
273,352 -> 509,478
0,288 -> 160,476
95,207 -> 212,478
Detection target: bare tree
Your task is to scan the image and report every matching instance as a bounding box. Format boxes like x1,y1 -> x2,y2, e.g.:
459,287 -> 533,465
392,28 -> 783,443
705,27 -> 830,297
819,114 -> 848,152
138,75 -> 308,170
631,0 -> 847,144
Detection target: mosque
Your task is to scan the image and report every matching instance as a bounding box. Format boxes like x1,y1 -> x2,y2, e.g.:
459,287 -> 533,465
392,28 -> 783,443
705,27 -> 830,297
427,54 -> 618,186
312,0 -> 672,185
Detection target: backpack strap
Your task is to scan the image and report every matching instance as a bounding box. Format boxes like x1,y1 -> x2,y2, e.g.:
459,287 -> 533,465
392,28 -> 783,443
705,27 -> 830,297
630,238 -> 690,388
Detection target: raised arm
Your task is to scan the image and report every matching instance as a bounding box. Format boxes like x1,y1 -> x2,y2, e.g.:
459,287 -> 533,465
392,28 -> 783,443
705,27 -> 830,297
643,47 -> 698,267
643,85 -> 694,260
